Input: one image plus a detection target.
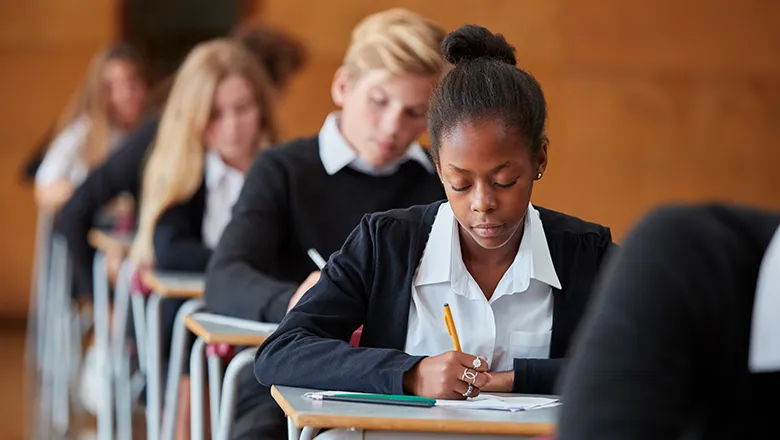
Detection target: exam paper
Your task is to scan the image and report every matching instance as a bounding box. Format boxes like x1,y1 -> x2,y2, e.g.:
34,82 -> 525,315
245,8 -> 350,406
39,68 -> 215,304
435,394 -> 560,412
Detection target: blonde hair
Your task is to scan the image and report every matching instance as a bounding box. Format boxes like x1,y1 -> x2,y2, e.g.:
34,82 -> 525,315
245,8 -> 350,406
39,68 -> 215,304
54,43 -> 147,168
343,8 -> 446,77
131,38 -> 279,265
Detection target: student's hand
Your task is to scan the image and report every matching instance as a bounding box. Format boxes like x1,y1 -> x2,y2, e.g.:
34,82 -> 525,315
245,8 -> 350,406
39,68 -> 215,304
287,271 -> 320,312
106,251 -> 124,286
403,351 -> 492,399
35,180 -> 75,212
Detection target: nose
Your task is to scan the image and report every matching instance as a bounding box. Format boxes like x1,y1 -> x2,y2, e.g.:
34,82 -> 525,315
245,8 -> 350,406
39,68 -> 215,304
378,105 -> 403,138
470,182 -> 497,214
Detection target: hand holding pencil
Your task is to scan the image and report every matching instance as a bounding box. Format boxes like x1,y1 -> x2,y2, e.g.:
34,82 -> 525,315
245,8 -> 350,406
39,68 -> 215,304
401,303 -> 492,399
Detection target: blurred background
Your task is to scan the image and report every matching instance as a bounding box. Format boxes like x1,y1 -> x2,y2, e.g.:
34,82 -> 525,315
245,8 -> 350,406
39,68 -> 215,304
0,0 -> 779,437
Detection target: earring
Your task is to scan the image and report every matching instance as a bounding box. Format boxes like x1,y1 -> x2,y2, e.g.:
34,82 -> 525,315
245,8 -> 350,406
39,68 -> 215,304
536,173 -> 543,180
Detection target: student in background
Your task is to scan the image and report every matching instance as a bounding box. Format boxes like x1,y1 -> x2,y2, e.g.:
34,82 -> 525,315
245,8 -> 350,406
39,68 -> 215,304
55,25 -> 307,300
205,8 -> 448,439
126,38 -> 278,439
35,43 -> 149,211
557,205 -> 780,439
255,24 -> 614,408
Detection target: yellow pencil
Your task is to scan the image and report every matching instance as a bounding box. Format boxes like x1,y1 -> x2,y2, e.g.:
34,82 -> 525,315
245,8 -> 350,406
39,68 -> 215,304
443,303 -> 462,351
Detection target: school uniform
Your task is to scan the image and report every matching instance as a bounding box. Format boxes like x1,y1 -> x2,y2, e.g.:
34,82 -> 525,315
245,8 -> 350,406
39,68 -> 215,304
207,112 -> 446,439
254,200 -> 615,395
156,150 -> 245,371
56,116 -> 160,298
36,116 -> 126,187
557,205 -> 780,439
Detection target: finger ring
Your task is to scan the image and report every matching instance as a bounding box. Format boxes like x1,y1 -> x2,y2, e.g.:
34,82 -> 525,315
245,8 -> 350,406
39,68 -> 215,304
461,368 -> 477,382
472,357 -> 482,369
462,383 -> 474,398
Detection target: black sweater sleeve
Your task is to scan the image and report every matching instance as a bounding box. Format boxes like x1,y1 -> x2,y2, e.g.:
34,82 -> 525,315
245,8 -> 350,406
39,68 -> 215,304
153,188 -> 211,272
56,117 -> 159,296
254,214 -> 425,395
557,206 -> 748,439
204,151 -> 298,323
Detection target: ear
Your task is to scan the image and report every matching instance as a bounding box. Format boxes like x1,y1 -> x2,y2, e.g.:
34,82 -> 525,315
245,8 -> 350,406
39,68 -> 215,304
535,138 -> 549,179
331,67 -> 351,108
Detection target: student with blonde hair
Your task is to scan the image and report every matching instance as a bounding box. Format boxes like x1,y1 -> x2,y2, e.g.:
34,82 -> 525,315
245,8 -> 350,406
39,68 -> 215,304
120,38 -> 278,439
204,8 -> 447,439
35,43 -> 148,210
56,25 -> 306,301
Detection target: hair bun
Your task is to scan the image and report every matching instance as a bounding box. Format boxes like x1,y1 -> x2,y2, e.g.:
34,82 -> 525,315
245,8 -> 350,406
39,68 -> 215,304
442,24 -> 516,66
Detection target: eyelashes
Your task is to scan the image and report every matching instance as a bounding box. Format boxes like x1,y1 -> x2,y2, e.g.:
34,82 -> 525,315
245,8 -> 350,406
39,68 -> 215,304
450,178 -> 520,192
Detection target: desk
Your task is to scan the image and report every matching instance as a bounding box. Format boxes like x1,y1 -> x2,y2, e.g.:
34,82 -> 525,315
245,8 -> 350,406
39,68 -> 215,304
186,313 -> 278,440
144,271 -> 205,440
87,229 -> 133,440
272,386 -> 557,440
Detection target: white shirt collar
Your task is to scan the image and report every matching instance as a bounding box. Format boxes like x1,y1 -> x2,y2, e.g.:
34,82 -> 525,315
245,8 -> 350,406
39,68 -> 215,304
318,112 -> 435,176
205,150 -> 243,189
415,202 -> 561,296
749,225 -> 780,373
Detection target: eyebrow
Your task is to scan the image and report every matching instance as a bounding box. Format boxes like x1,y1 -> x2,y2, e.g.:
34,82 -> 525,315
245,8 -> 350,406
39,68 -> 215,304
446,161 -> 514,175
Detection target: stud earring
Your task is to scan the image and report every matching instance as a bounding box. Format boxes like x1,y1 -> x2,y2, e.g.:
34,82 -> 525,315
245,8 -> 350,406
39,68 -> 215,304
536,173 -> 543,180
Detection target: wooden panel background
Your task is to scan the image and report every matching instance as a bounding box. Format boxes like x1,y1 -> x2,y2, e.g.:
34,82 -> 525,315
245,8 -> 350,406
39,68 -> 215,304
2,0 -> 779,316
0,0 -> 116,316
253,0 -> 780,237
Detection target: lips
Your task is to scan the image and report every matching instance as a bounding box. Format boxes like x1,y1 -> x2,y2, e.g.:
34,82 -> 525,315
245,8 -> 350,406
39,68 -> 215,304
471,223 -> 506,238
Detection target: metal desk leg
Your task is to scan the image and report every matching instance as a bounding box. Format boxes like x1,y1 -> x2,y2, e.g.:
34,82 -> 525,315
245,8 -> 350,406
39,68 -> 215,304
146,293 -> 163,440
160,299 -> 205,440
131,294 -> 147,374
287,417 -> 302,440
206,351 -> 223,440
190,337 -> 207,440
214,348 -> 255,440
112,260 -> 133,440
93,251 -> 114,440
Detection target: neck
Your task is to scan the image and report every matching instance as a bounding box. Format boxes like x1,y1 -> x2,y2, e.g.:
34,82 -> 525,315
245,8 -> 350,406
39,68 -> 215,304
222,155 -> 253,174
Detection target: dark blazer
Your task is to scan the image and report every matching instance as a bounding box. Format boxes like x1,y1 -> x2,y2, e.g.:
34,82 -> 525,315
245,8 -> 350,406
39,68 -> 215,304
153,181 -> 211,272
255,201 -> 615,395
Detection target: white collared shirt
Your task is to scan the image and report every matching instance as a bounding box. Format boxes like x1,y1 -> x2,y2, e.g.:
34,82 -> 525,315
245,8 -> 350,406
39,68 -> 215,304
201,150 -> 245,249
405,202 -> 562,372
749,225 -> 780,372
36,116 -> 124,186
317,112 -> 435,176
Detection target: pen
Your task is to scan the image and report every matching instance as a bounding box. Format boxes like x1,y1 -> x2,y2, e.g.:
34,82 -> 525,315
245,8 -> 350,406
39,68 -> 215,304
310,393 -> 436,408
307,248 -> 327,270
443,303 -> 462,351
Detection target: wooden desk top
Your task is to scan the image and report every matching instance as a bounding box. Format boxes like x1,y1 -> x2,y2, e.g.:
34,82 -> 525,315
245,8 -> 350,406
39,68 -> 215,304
185,312 -> 278,346
271,386 -> 557,436
142,270 -> 205,298
87,229 -> 134,254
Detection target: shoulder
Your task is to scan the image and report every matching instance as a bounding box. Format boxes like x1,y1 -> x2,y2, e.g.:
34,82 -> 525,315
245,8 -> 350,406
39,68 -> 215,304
626,203 -> 780,259
535,205 -> 613,244
256,135 -> 320,166
362,201 -> 444,234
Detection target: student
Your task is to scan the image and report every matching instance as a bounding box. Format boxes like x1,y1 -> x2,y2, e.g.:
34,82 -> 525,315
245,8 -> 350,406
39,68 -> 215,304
204,8 -> 448,439
55,25 -> 307,299
556,204 -> 780,439
125,38 -> 278,439
254,24 -> 615,406
35,43 -> 149,211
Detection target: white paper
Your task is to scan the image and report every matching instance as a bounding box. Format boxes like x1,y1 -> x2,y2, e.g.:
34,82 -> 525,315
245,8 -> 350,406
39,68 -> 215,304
435,394 -> 559,412
749,225 -> 780,373
191,313 -> 279,334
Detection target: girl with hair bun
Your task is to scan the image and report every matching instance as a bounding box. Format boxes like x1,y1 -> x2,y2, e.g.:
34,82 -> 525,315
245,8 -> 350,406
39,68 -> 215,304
255,24 -> 616,404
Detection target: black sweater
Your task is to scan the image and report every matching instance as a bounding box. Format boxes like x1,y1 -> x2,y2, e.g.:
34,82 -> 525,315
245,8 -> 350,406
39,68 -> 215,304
255,202 -> 615,395
204,136 -> 446,323
56,116 -> 160,296
557,204 -> 780,439
153,182 -> 211,272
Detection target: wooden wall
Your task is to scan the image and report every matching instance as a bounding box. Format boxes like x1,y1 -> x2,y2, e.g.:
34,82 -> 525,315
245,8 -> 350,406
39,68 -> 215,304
253,0 -> 780,238
0,0 -> 116,316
